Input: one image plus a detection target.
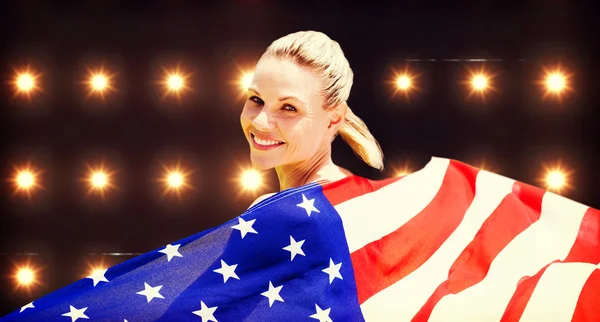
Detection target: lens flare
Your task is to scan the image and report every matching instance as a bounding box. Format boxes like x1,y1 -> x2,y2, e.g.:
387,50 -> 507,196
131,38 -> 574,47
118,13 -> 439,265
157,160 -> 195,200
8,64 -> 44,102
230,64 -> 256,101
82,64 -> 117,102
461,66 -> 498,101
388,66 -> 421,101
82,161 -> 118,199
155,63 -> 194,102
538,65 -> 573,103
10,259 -> 44,296
240,72 -> 254,92
240,169 -> 263,190
471,74 -> 489,91
9,162 -> 44,199
538,161 -> 574,194
391,162 -> 413,177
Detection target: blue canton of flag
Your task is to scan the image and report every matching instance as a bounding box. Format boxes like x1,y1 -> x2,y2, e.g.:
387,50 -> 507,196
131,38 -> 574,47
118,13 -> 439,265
1,181 -> 365,321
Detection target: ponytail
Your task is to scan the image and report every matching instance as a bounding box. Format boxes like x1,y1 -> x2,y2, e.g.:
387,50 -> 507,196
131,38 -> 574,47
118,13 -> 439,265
338,106 -> 385,171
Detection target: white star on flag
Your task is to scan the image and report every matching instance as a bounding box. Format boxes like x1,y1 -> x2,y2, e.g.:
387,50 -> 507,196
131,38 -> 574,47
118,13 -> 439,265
136,282 -> 165,303
192,301 -> 218,322
61,305 -> 89,322
158,244 -> 183,262
309,304 -> 332,322
322,258 -> 343,284
213,259 -> 240,283
231,217 -> 258,239
283,235 -> 305,261
261,281 -> 284,307
86,268 -> 109,286
20,301 -> 34,313
296,194 -> 320,216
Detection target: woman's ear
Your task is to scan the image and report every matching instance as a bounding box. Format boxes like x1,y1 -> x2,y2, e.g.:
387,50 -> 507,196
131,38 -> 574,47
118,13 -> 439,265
327,102 -> 347,131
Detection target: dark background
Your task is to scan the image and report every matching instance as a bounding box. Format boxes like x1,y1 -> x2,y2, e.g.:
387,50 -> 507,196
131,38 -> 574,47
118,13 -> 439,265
1,0 -> 597,316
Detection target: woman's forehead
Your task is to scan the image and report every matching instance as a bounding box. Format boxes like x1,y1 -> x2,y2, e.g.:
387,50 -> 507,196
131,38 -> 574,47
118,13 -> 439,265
252,58 -> 321,97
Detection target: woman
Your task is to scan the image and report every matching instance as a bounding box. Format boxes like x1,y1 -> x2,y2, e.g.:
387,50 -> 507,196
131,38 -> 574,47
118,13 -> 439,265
240,30 -> 384,208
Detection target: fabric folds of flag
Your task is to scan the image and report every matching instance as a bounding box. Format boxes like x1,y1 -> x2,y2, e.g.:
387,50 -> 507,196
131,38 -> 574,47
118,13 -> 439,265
2,157 -> 599,321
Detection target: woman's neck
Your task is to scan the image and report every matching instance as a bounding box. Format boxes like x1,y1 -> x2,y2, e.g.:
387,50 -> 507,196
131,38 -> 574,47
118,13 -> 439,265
274,147 -> 351,191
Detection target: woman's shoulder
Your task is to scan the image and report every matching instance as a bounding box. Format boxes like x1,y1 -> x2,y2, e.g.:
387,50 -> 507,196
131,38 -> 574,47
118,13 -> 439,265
248,192 -> 277,209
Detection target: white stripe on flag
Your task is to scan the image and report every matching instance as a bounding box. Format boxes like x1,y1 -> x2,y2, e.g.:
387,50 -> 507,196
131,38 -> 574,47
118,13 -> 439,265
335,157 -> 449,253
520,262 -> 598,322
428,191 -> 589,322
360,170 -> 513,321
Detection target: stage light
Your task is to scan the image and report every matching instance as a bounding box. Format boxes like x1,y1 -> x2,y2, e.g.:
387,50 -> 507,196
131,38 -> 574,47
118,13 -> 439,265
82,64 -> 117,102
81,257 -> 112,286
388,67 -> 420,101
92,74 -> 108,90
538,65 -> 573,102
240,72 -> 254,91
539,162 -> 573,194
16,267 -> 35,286
546,170 -> 565,190
11,262 -> 42,294
158,161 -> 195,199
91,171 -> 108,188
391,162 -> 412,177
473,159 -> 498,173
90,267 -> 107,276
230,66 -> 256,100
17,171 -> 35,188
156,64 -> 193,101
471,74 -> 488,91
546,73 -> 565,92
10,162 -> 44,199
17,74 -> 35,91
396,75 -> 412,90
240,169 -> 263,190
9,64 -> 44,102
167,75 -> 184,91
462,66 -> 497,101
167,172 -> 184,188
9,259 -> 44,296
82,162 -> 118,199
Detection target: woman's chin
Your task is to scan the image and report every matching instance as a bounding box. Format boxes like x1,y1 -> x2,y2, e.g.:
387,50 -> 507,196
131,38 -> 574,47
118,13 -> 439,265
250,155 -> 277,170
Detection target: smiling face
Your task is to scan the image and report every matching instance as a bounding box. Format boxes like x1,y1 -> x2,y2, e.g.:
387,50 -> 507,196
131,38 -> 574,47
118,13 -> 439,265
240,57 -> 335,170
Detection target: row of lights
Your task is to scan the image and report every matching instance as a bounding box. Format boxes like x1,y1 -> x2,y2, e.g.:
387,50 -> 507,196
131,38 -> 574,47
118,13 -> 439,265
390,66 -> 572,102
11,259 -> 123,296
9,161 -> 265,200
9,160 -> 572,201
8,64 -> 573,103
8,63 -> 251,103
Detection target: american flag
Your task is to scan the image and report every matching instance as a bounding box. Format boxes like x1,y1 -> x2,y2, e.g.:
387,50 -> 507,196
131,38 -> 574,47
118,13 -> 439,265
2,157 -> 599,321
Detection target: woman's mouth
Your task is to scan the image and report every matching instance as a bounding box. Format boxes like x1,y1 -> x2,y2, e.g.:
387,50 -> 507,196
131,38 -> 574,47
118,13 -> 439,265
251,133 -> 285,151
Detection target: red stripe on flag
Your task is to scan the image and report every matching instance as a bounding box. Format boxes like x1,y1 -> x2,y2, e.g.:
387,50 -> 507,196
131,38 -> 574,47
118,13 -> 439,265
351,160 -> 479,304
553,207 -> 600,322
566,208 -> 600,263
411,181 -> 545,321
571,268 -> 600,322
321,174 -> 402,206
499,261 -> 556,321
500,207 -> 600,320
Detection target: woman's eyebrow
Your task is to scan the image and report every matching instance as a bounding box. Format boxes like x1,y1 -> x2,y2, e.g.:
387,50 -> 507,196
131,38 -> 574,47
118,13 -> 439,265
249,88 -> 304,105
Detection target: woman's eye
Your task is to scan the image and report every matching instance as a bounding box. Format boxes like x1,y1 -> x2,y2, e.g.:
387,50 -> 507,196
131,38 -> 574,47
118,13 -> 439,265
282,104 -> 297,112
249,96 -> 263,104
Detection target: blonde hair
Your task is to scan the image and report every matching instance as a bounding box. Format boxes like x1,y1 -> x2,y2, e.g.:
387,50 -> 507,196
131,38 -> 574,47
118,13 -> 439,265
262,30 -> 385,171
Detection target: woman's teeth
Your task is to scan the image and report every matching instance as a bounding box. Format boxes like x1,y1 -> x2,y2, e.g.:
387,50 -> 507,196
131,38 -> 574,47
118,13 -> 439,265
252,134 -> 283,146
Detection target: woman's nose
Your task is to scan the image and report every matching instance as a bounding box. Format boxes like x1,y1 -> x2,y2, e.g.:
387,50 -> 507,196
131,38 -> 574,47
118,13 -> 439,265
251,110 -> 274,131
